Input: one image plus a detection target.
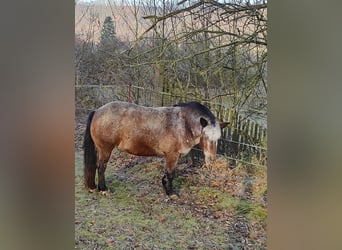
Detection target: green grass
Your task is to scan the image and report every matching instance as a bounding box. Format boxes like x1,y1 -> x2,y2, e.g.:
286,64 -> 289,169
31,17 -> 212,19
75,151 -> 267,249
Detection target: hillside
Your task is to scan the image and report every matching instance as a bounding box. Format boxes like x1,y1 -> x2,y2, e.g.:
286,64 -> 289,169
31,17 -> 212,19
75,2 -> 266,44
75,3 -> 158,43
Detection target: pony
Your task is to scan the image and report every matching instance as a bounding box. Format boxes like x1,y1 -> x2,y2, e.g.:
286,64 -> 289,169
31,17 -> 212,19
83,101 -> 228,195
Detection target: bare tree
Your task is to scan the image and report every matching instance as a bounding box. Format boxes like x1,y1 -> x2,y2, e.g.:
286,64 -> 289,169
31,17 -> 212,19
75,0 -> 267,122
135,0 -> 267,118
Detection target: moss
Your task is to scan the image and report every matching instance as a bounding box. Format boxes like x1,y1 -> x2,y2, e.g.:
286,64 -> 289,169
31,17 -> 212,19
217,194 -> 239,210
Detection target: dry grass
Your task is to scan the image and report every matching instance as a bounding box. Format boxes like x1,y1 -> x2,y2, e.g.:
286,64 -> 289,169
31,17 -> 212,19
75,112 -> 267,249
75,153 -> 266,249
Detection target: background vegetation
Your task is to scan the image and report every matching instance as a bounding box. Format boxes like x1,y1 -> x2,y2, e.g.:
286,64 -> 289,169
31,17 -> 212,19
75,0 -> 267,249
75,0 -> 267,114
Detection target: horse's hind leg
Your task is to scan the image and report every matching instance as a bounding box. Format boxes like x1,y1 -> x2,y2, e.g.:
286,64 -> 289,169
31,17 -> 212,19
162,153 -> 179,195
97,160 -> 108,191
97,146 -> 112,192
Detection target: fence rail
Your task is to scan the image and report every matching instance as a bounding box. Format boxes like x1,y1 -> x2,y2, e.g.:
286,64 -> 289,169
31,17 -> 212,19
76,84 -> 267,167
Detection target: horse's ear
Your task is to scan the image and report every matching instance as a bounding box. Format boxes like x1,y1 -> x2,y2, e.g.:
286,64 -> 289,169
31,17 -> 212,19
220,122 -> 229,129
200,117 -> 208,127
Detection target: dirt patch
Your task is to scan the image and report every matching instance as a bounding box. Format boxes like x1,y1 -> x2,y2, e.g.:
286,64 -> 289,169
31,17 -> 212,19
75,111 -> 267,249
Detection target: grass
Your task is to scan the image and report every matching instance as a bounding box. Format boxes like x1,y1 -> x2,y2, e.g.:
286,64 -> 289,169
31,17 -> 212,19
75,151 -> 267,249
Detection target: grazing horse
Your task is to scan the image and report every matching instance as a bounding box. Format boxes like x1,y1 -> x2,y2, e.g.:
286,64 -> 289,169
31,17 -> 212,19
83,101 -> 228,195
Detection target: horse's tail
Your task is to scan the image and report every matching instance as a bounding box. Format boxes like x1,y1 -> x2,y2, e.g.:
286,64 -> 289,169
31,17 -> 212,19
83,110 -> 97,189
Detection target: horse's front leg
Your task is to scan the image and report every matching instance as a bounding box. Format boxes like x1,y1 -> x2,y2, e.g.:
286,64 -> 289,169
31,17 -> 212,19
162,153 -> 179,195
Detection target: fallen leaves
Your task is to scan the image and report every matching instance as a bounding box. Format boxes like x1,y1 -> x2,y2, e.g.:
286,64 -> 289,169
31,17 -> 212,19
75,112 -> 267,249
159,215 -> 166,223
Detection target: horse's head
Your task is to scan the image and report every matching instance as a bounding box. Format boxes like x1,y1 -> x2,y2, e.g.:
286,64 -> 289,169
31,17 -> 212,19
174,101 -> 228,165
199,117 -> 228,166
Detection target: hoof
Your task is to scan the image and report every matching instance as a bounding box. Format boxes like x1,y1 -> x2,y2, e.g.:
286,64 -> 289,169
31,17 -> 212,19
100,190 -> 110,197
164,188 -> 172,196
88,188 -> 97,193
169,194 -> 179,200
98,184 -> 108,192
164,188 -> 179,197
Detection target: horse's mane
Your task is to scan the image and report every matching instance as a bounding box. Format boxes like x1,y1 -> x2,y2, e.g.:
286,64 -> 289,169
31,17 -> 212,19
173,101 -> 216,125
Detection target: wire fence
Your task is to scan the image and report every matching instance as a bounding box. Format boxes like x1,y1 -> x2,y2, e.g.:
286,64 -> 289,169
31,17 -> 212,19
75,84 -> 267,168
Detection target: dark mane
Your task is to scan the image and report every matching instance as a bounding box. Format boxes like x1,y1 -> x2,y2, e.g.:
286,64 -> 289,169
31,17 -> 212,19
174,101 -> 216,125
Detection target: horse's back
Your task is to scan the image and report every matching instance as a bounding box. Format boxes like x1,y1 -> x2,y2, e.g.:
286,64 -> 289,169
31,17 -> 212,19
90,101 -> 131,146
90,101 -> 180,155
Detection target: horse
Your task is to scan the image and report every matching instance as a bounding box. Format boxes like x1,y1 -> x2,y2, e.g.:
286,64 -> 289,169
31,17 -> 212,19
83,101 -> 228,195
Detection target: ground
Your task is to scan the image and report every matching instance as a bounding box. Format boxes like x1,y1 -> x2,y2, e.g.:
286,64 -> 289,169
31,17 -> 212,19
75,110 -> 267,249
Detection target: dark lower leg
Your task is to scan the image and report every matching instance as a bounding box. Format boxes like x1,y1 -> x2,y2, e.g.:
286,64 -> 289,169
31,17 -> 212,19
162,170 -> 175,195
162,154 -> 179,195
97,162 -> 108,191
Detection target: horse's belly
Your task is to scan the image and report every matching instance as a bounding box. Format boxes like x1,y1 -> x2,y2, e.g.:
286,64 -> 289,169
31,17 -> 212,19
118,139 -> 163,157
